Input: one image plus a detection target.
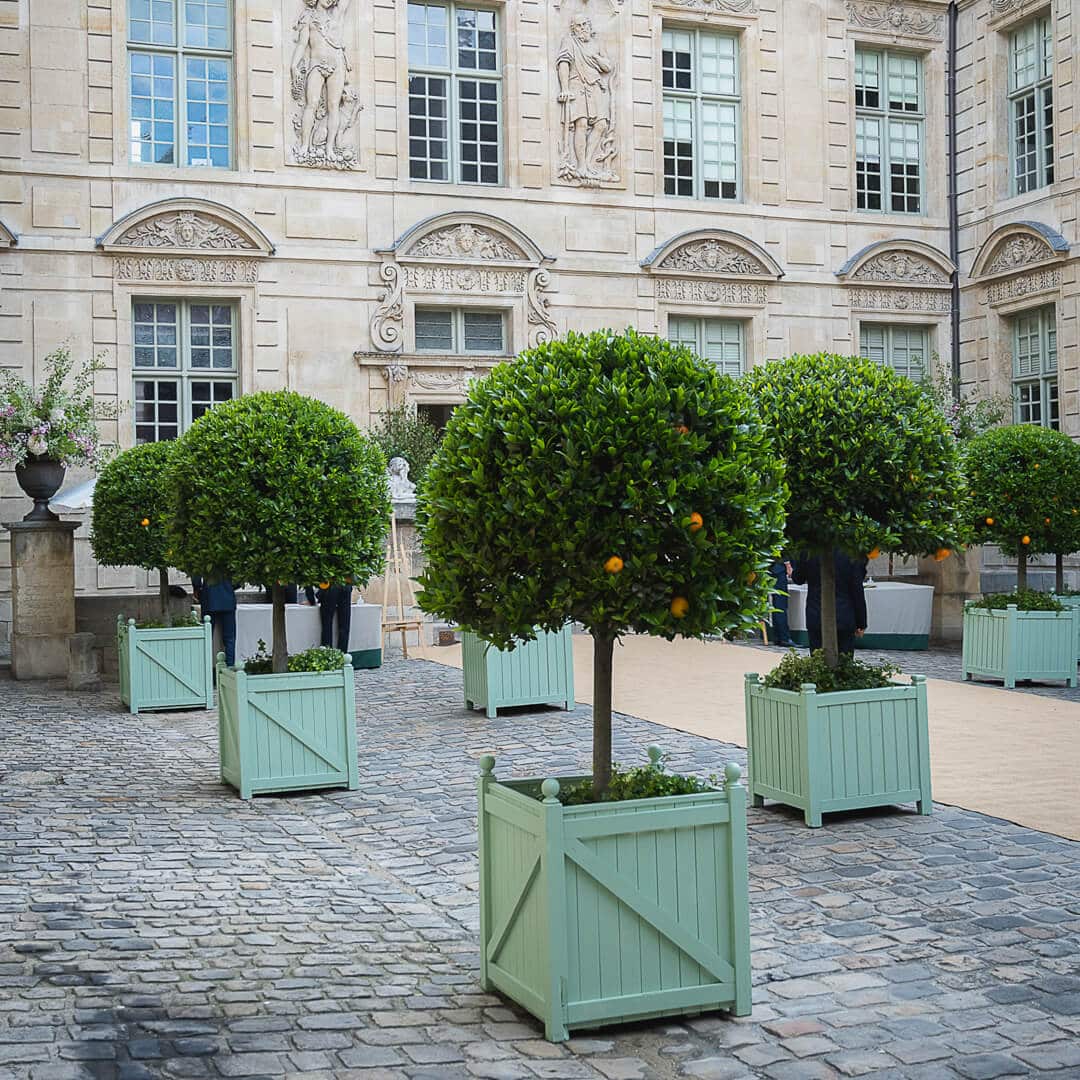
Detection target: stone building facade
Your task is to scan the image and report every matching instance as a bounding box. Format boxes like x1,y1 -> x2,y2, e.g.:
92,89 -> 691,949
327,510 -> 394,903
0,0 -> 1076,635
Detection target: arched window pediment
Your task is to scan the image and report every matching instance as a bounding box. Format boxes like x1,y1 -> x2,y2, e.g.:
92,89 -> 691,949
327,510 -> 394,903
97,198 -> 274,256
837,240 -> 954,286
641,229 -> 783,281
378,212 -> 550,266
970,221 -> 1069,280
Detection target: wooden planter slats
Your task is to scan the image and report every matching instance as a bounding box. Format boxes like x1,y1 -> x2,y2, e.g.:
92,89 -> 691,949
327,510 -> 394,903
744,675 -> 932,828
962,603 -> 1078,688
118,613 -> 214,714
477,755 -> 751,1042
217,655 -> 359,799
462,625 -> 574,717
1051,595 -> 1080,663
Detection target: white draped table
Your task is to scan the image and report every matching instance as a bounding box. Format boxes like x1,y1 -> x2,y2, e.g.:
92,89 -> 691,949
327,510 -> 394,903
229,602 -> 383,667
785,581 -> 934,650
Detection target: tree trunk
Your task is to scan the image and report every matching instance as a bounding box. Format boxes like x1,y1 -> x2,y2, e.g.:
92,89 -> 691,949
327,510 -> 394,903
1056,553 -> 1064,595
1017,551 -> 1027,591
272,583 -> 288,673
819,551 -> 840,669
158,567 -> 172,626
592,631 -> 615,798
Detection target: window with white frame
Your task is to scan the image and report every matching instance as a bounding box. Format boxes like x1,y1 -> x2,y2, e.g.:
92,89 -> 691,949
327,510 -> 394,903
127,0 -> 232,168
859,323 -> 929,380
414,308 -> 507,354
1013,305 -> 1058,429
407,2 -> 501,184
855,48 -> 923,214
1009,16 -> 1053,195
668,316 -> 744,376
132,300 -> 238,442
662,27 -> 739,201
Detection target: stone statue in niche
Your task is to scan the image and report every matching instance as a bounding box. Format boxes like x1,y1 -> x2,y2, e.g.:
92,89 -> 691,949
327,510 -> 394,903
556,12 -> 618,185
387,457 -> 417,503
290,0 -> 363,169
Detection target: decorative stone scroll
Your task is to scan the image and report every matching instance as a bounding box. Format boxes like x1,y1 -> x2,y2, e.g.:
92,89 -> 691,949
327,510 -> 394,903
845,1 -> 945,39
289,0 -> 363,169
983,268 -> 1062,307
848,288 -> 952,313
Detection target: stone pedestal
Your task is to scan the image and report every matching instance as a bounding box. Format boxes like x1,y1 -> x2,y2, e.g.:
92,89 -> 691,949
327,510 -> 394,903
5,520 -> 79,679
910,548 -> 982,644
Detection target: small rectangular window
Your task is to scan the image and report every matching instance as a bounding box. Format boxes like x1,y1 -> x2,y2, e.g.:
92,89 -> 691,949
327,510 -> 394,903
859,323 -> 928,380
1012,304 -> 1058,429
669,316 -> 745,377
415,308 -> 507,354
415,308 -> 455,352
1009,16 -> 1054,194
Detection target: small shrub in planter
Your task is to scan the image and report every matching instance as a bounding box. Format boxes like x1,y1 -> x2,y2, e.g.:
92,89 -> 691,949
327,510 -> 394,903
743,354 -> 967,824
420,329 -> 785,1038
92,442 -> 213,713
963,590 -> 1077,688
167,391 -> 390,797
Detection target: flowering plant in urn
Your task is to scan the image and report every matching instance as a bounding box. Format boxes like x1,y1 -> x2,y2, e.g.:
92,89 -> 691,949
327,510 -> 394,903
0,347 -> 110,469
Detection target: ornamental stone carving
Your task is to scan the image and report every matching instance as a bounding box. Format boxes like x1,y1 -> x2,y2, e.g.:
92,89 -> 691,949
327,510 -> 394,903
370,263 -> 405,353
845,0 -> 944,38
660,0 -> 756,12
554,3 -> 621,187
984,268 -> 1061,306
404,266 -> 529,293
411,369 -> 476,392
655,278 -> 768,306
113,210 -> 254,251
527,268 -> 558,346
289,0 -> 363,169
115,256 -> 259,284
658,239 -> 766,276
409,224 -> 524,261
852,251 -> 949,285
984,234 -> 1056,276
849,287 -> 951,313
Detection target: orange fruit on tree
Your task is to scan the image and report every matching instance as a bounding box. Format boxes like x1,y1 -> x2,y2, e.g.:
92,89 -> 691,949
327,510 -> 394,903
1033,463 -> 1040,470
604,556 -> 624,574
985,517 -> 994,525
140,517 -> 150,527
675,424 -> 689,435
934,548 -> 950,562
867,547 -> 881,560
318,582 -> 330,590
670,596 -> 689,618
1045,517 -> 1051,524
1022,535 -> 1031,545
688,512 -> 703,532
747,571 -> 757,584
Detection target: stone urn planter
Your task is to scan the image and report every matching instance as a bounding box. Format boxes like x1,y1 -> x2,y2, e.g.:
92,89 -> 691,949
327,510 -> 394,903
216,655 -> 359,799
462,625 -> 574,717
118,613 -> 214,714
476,753 -> 752,1042
962,603 -> 1078,688
15,456 -> 65,521
744,674 -> 932,828
1052,595 -> 1080,664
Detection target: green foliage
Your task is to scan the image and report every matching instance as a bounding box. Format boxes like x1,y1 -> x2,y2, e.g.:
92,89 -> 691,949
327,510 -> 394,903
964,424 -> 1080,558
744,354 -> 968,562
919,365 -> 1011,441
763,650 -> 900,693
131,611 -> 202,630
370,404 -> 442,490
972,589 -> 1064,613
557,753 -> 715,806
243,641 -> 347,674
91,442 -> 176,574
167,390 -> 390,593
417,329 -> 788,647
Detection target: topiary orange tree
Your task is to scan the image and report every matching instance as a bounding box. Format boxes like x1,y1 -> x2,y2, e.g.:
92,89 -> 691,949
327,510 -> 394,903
417,329 -> 787,796
91,441 -> 178,624
166,391 -> 390,672
965,424 -> 1080,592
744,354 -> 968,668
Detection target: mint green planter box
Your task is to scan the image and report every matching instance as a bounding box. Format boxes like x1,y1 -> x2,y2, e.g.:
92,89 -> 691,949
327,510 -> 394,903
118,613 -> 214,714
217,656 -> 359,799
962,603 -> 1078,688
463,626 -> 574,718
476,753 -> 751,1042
744,674 -> 932,828
1052,595 -> 1080,663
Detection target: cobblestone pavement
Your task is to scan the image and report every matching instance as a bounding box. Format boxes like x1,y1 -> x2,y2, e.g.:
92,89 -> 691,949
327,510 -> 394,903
2,660 -> 1080,1080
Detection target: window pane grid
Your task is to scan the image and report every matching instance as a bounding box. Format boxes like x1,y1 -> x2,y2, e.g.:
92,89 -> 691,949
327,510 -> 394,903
415,308 -> 506,354
1012,305 -> 1058,430
668,316 -> 744,377
407,1 -> 502,185
859,323 -> 927,380
662,27 -> 739,202
855,47 -> 922,214
1009,17 -> 1053,193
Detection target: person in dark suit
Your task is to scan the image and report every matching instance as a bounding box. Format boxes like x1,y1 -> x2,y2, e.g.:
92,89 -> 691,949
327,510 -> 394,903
792,551 -> 868,656
305,583 -> 352,653
767,556 -> 795,646
192,576 -> 237,666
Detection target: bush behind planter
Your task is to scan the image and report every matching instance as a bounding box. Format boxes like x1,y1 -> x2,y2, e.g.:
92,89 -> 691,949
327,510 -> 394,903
973,589 -> 1064,613
763,649 -> 900,693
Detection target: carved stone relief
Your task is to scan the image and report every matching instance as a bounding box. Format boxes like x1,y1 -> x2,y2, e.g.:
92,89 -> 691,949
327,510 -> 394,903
527,268 -> 558,346
115,256 -> 259,284
655,278 -> 768,306
370,263 -> 405,353
409,224 -> 524,261
657,239 -> 766,276
845,1 -> 944,39
554,0 -> 621,187
113,211 -> 255,250
983,268 -> 1061,306
852,251 -> 949,285
848,287 -> 951,313
404,266 -> 528,293
984,234 -> 1056,276
659,0 -> 757,12
989,0 -> 1031,17
289,0 -> 362,169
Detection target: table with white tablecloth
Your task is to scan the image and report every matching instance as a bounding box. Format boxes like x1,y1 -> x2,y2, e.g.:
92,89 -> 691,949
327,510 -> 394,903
785,581 -> 934,650
226,602 -> 382,667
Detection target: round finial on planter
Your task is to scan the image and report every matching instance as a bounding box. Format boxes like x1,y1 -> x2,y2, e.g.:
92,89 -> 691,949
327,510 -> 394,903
724,761 -> 743,787
541,778 -> 561,803
479,754 -> 496,776
647,745 -> 664,766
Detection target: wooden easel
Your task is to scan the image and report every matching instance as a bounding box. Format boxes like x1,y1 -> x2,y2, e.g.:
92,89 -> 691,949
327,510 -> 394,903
381,512 -> 425,658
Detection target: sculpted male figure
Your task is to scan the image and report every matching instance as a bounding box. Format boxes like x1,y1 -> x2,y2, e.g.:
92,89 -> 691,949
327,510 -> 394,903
556,16 -> 617,184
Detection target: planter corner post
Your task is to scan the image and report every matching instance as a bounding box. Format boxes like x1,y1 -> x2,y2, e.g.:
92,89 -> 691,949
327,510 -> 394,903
234,660 -> 253,800
477,755 -> 496,992
1004,605 -> 1019,688
912,674 -> 933,814
541,776 -> 570,1044
724,761 -> 752,1017
743,673 -> 764,808
800,682 -> 823,828
343,654 -> 359,790
202,614 -> 214,710
126,618 -> 139,715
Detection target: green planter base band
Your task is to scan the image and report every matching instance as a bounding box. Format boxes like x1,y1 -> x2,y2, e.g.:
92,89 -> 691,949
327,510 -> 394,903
787,630 -> 929,651
477,755 -> 752,1042
962,603 -> 1078,689
217,655 -> 359,799
744,675 -> 932,828
349,647 -> 382,670
462,625 -> 574,718
118,613 -> 214,714
1051,595 -> 1080,663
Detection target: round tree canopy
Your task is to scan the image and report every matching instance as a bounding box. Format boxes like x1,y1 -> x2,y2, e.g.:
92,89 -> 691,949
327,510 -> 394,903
965,423 -> 1080,558
417,329 -> 788,647
91,441 -> 175,572
743,353 -> 967,560
166,391 -> 390,588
